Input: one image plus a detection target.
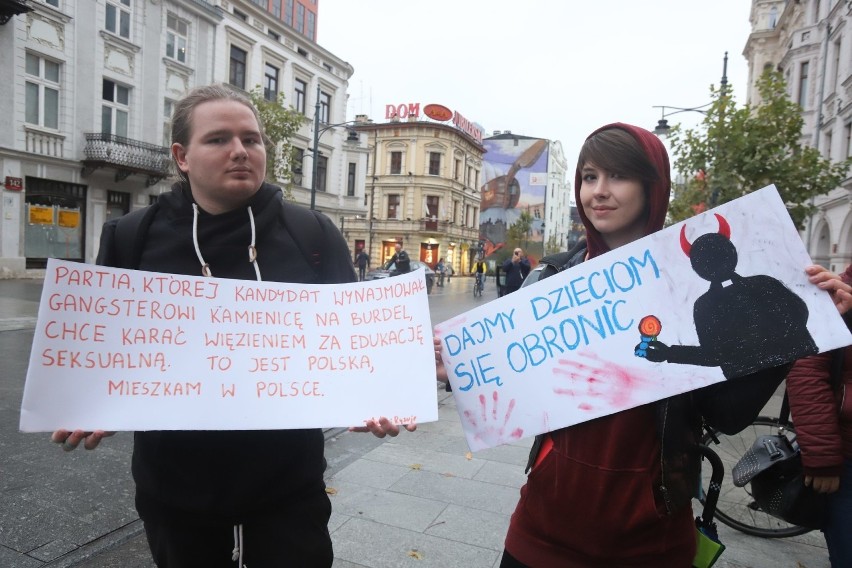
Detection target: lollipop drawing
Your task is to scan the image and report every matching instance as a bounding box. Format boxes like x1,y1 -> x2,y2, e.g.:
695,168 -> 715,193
634,315 -> 662,358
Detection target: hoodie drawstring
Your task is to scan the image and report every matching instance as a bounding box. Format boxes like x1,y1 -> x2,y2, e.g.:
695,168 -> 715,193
192,204 -> 262,281
232,523 -> 246,567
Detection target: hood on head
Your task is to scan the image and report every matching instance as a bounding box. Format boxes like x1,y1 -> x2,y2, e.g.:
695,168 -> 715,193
574,123 -> 671,259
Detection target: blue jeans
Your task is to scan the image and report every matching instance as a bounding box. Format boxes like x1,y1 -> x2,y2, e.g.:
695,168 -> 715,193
824,458 -> 852,568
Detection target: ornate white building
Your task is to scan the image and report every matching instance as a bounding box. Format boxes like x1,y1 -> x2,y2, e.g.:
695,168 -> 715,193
0,0 -> 367,277
744,0 -> 852,272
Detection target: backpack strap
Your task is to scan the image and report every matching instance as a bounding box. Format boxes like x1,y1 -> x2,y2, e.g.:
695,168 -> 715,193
111,204 -> 159,269
829,348 -> 845,394
279,199 -> 324,276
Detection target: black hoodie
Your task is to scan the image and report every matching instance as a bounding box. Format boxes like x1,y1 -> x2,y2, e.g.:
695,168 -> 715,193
97,182 -> 356,523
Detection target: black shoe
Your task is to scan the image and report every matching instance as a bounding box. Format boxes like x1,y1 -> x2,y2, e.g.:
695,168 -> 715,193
445,382 -> 452,392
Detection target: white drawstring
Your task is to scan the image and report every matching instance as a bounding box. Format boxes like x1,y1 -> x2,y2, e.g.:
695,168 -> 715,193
232,523 -> 246,567
192,204 -> 262,281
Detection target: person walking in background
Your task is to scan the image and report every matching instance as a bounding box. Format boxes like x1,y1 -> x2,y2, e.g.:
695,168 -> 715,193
435,257 -> 446,287
786,264 -> 852,568
500,247 -> 530,295
355,248 -> 370,281
389,242 -> 411,274
50,84 -> 411,568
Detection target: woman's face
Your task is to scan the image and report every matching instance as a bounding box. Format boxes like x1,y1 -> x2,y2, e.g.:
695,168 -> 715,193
579,162 -> 647,249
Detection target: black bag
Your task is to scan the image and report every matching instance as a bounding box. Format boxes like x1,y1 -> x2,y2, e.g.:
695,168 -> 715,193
731,434 -> 827,529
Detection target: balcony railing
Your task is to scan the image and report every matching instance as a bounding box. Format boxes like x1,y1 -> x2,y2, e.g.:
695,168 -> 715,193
25,126 -> 65,158
82,132 -> 171,186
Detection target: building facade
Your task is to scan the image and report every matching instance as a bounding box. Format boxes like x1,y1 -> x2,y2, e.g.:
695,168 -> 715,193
744,0 -> 852,272
242,0 -> 317,41
351,111 -> 484,276
480,132 -> 573,266
0,0 -> 366,278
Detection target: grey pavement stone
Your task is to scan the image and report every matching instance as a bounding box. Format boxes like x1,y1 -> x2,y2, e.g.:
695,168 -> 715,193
27,539 -> 78,562
327,458 -> 412,490
0,545 -> 42,568
471,459 -> 528,489
326,478 -> 447,533
388,470 -> 519,517
424,504 -> 510,552
332,517 -> 499,568
359,441 -> 486,479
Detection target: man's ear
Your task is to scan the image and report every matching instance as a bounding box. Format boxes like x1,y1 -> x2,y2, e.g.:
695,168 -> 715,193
172,143 -> 189,173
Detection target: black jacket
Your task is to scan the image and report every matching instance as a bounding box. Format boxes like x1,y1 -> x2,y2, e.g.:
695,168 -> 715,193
527,242 -> 788,512
96,182 -> 356,523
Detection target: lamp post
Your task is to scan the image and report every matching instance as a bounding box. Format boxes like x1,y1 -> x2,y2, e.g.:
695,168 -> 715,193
651,52 -> 729,137
309,83 -> 361,210
651,52 -> 729,207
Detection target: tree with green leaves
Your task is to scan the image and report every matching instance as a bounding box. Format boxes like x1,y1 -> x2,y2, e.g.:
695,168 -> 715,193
248,88 -> 306,199
506,210 -> 534,252
667,69 -> 851,228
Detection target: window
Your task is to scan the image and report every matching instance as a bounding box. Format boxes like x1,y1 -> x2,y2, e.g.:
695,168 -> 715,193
284,0 -> 293,26
316,156 -> 327,192
845,123 -> 852,158
102,79 -> 129,137
233,8 -> 247,21
454,158 -> 460,180
45,0 -> 59,6
390,151 -> 402,174
251,0 -> 266,7
429,152 -> 441,175
229,45 -> 247,90
426,196 -> 439,218
295,79 -> 307,114
833,40 -> 842,92
264,64 -> 279,101
272,0 -> 281,17
306,11 -> 315,41
166,14 -> 188,64
25,53 -> 60,129
387,194 -> 400,219
347,163 -> 356,196
296,3 -> 304,33
268,30 -> 280,41
825,130 -> 833,160
798,61 -> 809,107
105,0 -> 131,39
319,91 -> 331,123
291,148 -> 304,185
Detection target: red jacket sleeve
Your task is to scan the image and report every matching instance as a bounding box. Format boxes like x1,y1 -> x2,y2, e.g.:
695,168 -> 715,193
785,351 -> 844,477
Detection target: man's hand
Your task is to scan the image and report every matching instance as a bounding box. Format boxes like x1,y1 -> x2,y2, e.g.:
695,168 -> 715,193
51,429 -> 114,451
349,417 -> 416,438
806,265 -> 852,314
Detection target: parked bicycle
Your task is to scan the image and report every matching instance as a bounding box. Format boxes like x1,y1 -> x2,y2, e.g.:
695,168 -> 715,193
699,389 -> 810,538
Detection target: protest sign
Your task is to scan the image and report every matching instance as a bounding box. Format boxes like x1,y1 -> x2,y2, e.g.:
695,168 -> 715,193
436,185 -> 852,451
20,265 -> 437,432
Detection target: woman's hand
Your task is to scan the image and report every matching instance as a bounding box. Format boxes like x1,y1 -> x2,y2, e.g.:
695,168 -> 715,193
806,265 -> 852,314
434,336 -> 448,383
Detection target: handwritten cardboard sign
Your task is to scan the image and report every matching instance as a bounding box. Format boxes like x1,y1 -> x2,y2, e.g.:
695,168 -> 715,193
436,186 -> 852,451
20,266 -> 438,432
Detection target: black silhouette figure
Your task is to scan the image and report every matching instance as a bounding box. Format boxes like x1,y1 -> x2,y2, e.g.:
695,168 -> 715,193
642,214 -> 818,379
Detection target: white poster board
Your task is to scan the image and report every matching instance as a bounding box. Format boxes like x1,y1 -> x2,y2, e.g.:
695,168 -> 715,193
437,186 -> 852,451
20,266 -> 437,432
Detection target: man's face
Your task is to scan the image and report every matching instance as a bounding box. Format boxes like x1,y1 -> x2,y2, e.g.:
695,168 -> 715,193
171,100 -> 267,215
395,244 -> 402,253
514,249 -> 523,259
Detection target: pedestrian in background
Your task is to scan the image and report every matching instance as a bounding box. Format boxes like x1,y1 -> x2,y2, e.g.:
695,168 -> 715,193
500,247 -> 530,295
786,263 -> 852,568
388,242 -> 411,274
51,83 -> 411,568
355,248 -> 370,281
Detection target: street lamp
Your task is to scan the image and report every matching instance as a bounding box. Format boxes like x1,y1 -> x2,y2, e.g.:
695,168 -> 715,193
309,83 -> 361,210
651,52 -> 729,136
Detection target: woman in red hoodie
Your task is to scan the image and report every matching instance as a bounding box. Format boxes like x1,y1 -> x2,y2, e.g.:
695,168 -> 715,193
786,264 -> 852,568
496,123 -> 791,567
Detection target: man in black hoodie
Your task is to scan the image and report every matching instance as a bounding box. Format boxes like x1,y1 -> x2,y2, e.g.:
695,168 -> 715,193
51,84 -> 410,568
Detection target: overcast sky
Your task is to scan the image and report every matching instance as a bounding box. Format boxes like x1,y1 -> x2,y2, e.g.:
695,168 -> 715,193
317,0 -> 753,174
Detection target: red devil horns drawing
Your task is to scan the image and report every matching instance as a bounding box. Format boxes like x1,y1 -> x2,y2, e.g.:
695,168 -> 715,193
680,213 -> 731,257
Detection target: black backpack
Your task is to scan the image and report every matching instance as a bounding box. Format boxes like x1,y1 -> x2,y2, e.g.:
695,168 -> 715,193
109,198 -> 325,273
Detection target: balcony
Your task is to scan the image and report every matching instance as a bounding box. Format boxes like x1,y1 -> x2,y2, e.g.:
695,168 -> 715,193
81,133 -> 171,186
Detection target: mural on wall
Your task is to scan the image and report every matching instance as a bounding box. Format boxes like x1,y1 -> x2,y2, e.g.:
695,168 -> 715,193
479,137 -> 549,263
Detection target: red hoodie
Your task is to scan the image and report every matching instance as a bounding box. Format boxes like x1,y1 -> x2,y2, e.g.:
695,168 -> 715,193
504,124 -> 696,567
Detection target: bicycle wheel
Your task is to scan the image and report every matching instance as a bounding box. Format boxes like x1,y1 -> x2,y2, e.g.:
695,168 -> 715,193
700,416 -> 811,538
